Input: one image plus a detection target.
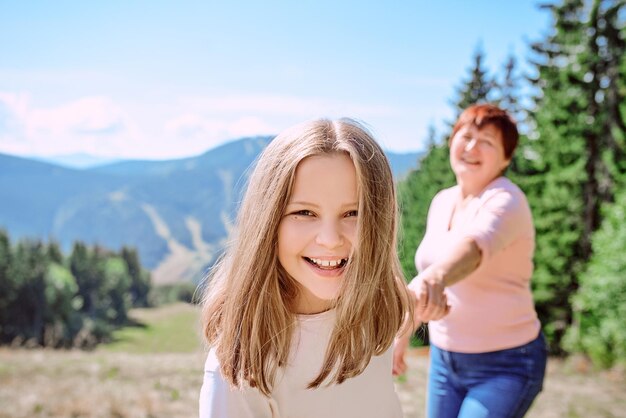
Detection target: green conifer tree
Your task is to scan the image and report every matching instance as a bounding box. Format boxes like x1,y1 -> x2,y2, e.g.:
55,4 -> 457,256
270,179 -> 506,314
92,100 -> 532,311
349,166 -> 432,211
0,230 -> 14,342
69,242 -> 94,317
9,240 -> 48,344
449,45 -> 495,117
564,187 -> 626,368
121,246 -> 151,307
526,0 -> 625,352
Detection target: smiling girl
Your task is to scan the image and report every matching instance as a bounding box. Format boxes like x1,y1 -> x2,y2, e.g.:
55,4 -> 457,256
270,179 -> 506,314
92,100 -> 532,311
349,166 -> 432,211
199,118 -> 412,418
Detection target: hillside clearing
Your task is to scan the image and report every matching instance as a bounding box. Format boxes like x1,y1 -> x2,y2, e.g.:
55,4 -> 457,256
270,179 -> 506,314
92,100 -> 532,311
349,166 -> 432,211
0,303 -> 623,417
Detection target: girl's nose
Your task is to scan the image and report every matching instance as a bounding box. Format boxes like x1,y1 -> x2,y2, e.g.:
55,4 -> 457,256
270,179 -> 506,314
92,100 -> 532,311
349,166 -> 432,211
315,221 -> 344,249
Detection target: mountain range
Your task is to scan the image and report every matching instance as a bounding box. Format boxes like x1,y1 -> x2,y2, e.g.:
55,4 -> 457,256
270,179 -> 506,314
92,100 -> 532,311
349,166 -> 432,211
0,136 -> 422,284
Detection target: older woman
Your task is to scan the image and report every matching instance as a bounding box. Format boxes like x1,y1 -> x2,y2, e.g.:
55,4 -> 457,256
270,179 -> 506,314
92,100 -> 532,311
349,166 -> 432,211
394,104 -> 547,418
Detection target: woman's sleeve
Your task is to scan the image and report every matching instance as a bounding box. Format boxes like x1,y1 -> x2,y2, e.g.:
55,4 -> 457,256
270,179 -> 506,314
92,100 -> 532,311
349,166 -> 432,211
199,351 -> 274,418
464,187 -> 533,263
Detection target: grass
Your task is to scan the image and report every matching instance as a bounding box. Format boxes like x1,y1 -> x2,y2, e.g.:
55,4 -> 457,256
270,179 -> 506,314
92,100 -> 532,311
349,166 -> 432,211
103,302 -> 202,354
0,303 -> 624,418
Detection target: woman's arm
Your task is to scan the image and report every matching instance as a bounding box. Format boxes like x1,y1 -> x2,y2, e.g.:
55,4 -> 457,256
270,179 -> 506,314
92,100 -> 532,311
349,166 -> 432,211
412,237 -> 481,322
393,238 -> 480,375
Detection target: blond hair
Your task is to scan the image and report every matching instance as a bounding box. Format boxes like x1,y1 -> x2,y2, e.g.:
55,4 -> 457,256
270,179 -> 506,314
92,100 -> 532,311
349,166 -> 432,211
201,118 -> 411,396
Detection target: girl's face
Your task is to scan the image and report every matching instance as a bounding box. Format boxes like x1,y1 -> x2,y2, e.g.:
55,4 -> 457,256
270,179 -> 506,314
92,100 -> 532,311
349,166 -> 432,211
277,153 -> 358,314
450,123 -> 511,194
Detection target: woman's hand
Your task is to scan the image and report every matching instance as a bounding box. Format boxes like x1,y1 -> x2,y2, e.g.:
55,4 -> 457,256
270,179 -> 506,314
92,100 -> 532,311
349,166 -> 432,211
410,270 -> 450,322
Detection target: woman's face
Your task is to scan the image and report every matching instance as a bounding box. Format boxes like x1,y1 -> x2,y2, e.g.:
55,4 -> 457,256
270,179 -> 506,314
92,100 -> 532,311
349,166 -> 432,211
277,153 -> 358,314
450,123 -> 511,193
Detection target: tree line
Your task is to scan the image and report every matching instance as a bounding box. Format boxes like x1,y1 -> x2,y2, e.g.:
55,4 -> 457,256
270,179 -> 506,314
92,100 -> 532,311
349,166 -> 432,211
399,0 -> 625,369
0,230 -> 152,348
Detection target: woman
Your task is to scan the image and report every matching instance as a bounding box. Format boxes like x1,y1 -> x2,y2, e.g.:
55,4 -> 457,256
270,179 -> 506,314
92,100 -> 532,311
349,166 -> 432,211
394,104 -> 547,418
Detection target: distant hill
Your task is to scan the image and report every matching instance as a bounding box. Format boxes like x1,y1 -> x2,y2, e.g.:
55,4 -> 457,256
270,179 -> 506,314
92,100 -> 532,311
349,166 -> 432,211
0,137 -> 421,284
32,153 -> 122,169
385,150 -> 422,180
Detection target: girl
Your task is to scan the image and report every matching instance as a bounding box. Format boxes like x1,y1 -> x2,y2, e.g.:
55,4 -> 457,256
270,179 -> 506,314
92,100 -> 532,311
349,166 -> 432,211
199,118 -> 412,418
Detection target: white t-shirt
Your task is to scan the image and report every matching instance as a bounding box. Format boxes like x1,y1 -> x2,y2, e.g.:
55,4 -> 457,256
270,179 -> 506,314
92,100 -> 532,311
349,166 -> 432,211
199,309 -> 403,418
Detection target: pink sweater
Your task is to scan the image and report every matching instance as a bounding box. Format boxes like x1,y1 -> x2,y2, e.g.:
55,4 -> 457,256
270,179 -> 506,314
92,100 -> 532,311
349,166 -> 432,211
414,177 -> 540,353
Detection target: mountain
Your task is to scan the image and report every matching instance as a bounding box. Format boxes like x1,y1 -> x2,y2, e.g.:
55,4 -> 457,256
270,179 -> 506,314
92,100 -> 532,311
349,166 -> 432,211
32,153 -> 122,169
0,137 -> 421,284
0,153 -> 125,239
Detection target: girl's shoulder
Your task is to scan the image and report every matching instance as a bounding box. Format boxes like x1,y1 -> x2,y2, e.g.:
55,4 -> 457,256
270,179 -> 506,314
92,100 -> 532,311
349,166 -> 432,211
204,348 -> 221,373
200,349 -> 274,418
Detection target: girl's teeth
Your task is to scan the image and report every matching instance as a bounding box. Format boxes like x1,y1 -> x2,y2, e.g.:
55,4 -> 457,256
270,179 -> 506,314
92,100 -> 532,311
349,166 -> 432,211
310,258 -> 346,267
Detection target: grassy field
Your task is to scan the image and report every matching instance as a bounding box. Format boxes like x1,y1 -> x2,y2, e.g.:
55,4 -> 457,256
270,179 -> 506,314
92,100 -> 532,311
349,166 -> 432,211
102,303 -> 201,354
0,303 -> 624,418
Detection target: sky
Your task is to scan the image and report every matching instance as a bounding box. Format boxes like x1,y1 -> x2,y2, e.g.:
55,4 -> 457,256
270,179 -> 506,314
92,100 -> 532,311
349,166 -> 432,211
0,1 -> 551,161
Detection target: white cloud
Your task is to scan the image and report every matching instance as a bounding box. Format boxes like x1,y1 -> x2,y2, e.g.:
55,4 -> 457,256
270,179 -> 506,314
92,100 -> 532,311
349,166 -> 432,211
0,91 -> 434,160
0,92 -> 139,157
28,96 -> 126,136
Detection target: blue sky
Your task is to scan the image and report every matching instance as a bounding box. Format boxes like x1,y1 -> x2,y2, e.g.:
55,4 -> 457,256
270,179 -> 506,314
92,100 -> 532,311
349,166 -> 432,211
0,1 -> 550,160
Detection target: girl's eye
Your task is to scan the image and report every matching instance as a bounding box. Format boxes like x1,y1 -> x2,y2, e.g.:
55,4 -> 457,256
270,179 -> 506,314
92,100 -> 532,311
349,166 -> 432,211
293,210 -> 314,216
344,210 -> 358,218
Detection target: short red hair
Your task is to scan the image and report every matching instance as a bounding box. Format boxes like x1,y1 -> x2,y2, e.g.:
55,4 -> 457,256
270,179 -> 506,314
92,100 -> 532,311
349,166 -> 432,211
450,104 -> 519,159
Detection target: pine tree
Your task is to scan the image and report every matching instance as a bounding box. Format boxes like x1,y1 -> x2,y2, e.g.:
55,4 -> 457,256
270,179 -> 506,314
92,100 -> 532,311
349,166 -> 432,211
0,230 -> 14,342
69,242 -> 96,318
449,45 -> 495,118
9,240 -> 49,344
121,246 -> 151,307
46,240 -> 64,264
562,0 -> 626,365
101,257 -> 132,325
492,53 -> 539,181
526,0 -> 625,352
564,187 -> 626,368
495,54 -> 527,130
43,262 -> 81,347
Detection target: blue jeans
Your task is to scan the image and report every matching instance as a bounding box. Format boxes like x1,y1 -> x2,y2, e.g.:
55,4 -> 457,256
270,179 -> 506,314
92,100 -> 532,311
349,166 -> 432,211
427,332 -> 547,418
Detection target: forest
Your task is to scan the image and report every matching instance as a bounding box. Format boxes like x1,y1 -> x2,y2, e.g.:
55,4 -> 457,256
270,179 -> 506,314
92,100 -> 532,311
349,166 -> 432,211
0,235 -> 153,348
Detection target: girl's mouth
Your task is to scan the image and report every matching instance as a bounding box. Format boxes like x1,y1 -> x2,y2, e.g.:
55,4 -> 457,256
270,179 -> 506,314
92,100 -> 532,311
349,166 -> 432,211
303,257 -> 348,270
